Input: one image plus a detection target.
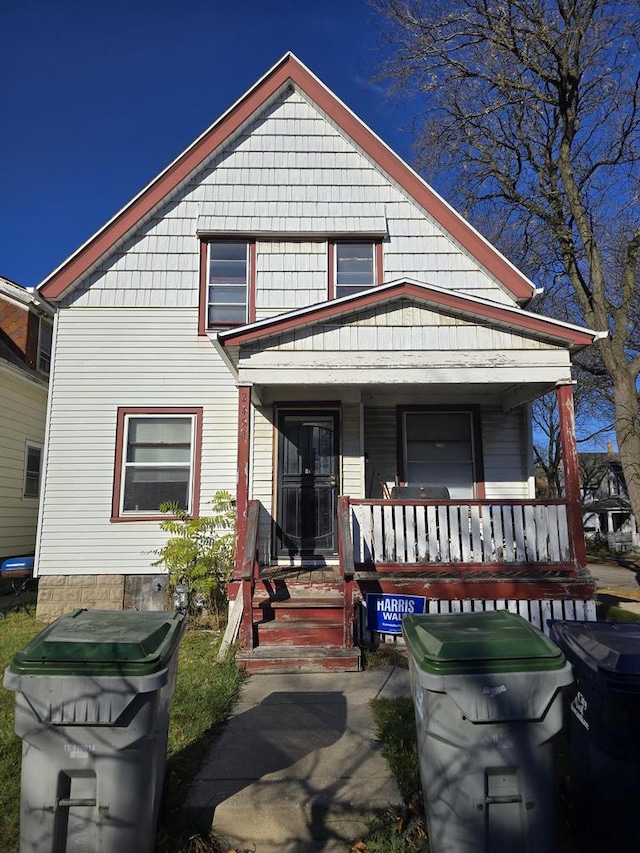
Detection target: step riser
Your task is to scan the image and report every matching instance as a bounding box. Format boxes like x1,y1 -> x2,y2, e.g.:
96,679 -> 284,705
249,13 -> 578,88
254,606 -> 344,622
257,623 -> 344,646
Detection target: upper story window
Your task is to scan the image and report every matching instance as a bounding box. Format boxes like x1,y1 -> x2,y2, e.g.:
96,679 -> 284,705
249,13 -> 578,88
335,243 -> 375,299
112,408 -> 202,520
207,241 -> 249,326
23,442 -> 42,499
37,318 -> 53,375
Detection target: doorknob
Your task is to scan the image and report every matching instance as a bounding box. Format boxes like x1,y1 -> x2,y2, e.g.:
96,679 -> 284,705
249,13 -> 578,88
330,476 -> 337,487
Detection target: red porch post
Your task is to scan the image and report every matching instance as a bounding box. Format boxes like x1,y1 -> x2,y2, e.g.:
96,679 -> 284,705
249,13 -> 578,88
234,384 -> 252,580
557,382 -> 587,569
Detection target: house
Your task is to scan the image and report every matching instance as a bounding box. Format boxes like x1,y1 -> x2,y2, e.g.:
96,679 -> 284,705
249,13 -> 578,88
35,54 -> 602,670
580,445 -> 639,552
0,275 -> 53,564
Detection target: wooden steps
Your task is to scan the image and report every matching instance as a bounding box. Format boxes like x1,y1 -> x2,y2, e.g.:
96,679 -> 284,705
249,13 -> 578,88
238,582 -> 360,674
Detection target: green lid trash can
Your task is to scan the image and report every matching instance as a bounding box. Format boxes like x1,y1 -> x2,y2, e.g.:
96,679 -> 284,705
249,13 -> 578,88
402,610 -> 572,853
3,608 -> 186,853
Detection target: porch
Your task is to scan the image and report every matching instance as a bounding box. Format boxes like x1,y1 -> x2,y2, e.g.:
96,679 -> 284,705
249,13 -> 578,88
236,493 -> 596,673
215,282 -> 601,672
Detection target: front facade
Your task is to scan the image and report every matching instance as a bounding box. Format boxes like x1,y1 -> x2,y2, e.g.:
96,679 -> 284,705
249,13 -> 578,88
0,276 -> 53,562
36,56 -> 601,666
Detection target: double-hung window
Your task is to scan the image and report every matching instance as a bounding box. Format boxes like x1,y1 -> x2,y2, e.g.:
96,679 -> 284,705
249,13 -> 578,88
113,409 -> 202,518
23,442 -> 42,499
334,242 -> 376,299
207,241 -> 249,326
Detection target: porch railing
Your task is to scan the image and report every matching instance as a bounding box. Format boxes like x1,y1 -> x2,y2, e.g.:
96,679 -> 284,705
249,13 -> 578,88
347,498 -> 576,572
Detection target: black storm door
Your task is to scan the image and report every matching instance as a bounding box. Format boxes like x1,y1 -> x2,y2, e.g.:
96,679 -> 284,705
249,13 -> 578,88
276,411 -> 339,556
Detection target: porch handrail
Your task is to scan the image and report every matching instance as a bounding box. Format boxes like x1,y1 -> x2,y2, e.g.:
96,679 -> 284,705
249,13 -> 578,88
240,499 -> 261,649
348,496 -> 578,572
337,495 -> 355,648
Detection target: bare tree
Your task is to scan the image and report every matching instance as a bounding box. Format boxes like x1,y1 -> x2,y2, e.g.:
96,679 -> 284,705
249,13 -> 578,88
375,0 -> 640,521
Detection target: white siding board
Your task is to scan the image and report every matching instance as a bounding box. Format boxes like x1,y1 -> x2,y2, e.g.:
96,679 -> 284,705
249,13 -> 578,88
37,309 -> 238,576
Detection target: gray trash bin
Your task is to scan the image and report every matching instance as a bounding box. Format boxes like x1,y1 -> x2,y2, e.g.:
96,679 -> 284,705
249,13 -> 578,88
3,608 -> 186,853
403,610 -> 573,853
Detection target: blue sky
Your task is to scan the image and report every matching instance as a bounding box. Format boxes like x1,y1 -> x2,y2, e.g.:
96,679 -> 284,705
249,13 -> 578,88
1,0 -> 418,288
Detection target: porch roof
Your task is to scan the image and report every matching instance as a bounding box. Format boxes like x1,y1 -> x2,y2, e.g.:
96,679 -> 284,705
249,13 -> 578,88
215,280 -> 604,401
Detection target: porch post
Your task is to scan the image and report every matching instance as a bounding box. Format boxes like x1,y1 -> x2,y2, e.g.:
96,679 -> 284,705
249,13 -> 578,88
557,382 -> 587,568
234,384 -> 252,579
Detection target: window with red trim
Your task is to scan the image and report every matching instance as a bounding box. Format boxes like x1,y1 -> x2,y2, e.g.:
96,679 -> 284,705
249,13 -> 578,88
330,240 -> 383,299
112,408 -> 202,519
201,240 -> 253,328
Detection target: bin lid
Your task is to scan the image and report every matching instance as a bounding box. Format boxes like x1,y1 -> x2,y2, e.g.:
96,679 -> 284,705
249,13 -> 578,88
549,620 -> 640,694
402,610 -> 566,675
8,609 -> 186,676
1,555 -> 34,574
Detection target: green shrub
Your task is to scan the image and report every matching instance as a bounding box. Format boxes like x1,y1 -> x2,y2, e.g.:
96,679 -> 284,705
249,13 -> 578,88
152,491 -> 235,626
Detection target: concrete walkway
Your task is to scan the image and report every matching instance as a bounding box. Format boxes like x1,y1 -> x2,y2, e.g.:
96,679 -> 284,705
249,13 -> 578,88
184,666 -> 410,852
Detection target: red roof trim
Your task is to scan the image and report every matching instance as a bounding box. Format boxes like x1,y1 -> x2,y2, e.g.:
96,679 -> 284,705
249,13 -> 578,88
218,281 -> 596,349
40,54 -> 534,301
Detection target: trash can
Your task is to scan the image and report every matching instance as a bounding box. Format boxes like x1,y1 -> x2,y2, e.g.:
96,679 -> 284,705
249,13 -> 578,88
403,610 -> 573,853
548,619 -> 640,853
3,608 -> 186,853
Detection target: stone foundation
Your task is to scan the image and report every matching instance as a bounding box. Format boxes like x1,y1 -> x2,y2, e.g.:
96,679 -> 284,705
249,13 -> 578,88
35,574 -> 169,622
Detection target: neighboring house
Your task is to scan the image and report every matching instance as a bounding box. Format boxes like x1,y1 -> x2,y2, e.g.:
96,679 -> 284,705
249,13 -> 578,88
0,275 -> 54,562
580,445 -> 639,552
35,54 -> 603,669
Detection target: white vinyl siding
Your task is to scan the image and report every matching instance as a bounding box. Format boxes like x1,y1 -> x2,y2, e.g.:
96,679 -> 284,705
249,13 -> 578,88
0,372 -> 48,557
63,89 -> 516,312
36,309 -> 238,576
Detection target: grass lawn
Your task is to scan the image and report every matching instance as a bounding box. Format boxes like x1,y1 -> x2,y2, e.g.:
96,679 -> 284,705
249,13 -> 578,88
0,610 -> 242,853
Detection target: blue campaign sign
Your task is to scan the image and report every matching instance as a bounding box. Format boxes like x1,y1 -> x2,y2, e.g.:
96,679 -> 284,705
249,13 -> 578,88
366,593 -> 426,635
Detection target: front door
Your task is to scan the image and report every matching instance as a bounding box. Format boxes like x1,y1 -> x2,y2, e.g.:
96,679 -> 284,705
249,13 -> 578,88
276,410 -> 339,556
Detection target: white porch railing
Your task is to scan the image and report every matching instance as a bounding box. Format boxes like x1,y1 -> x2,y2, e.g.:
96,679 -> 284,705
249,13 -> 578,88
349,499 -> 572,568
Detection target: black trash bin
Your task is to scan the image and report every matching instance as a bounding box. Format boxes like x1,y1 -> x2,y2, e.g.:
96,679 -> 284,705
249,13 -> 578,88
548,620 -> 640,853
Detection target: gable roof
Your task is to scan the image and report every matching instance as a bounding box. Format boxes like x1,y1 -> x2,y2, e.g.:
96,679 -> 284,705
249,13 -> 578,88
217,279 -> 601,353
39,53 -> 538,303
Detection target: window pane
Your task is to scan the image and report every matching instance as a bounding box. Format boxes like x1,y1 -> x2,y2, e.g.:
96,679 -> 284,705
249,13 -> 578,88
406,413 -> 471,441
128,446 -> 191,463
128,417 -> 191,443
209,304 -> 247,324
208,285 -> 246,304
407,441 -> 473,463
336,243 -> 373,286
123,467 -> 190,512
336,284 -> 373,299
